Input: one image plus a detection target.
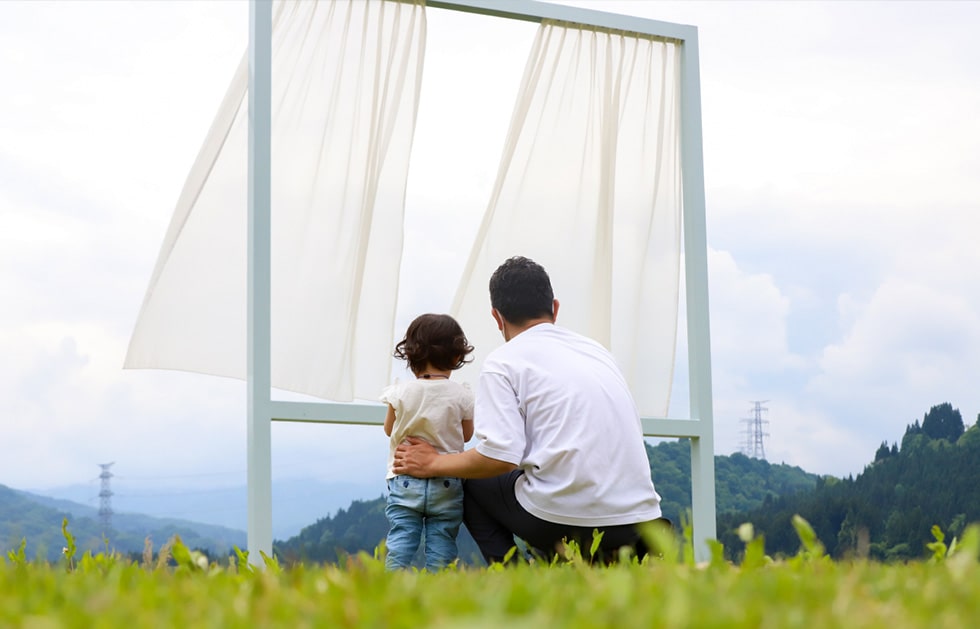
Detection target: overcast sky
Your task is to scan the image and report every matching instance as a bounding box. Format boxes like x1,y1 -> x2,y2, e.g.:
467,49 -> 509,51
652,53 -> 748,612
3,1 -> 980,510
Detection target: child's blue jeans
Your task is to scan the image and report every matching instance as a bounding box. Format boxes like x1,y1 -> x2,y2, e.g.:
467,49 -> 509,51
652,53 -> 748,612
385,475 -> 464,571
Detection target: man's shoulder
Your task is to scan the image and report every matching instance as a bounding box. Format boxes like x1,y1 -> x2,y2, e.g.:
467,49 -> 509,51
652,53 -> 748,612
529,324 -> 608,354
483,325 -> 582,368
486,324 -> 603,355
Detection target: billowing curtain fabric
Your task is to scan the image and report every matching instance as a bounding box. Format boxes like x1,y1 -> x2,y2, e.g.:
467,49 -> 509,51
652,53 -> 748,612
452,20 -> 682,417
125,0 -> 426,401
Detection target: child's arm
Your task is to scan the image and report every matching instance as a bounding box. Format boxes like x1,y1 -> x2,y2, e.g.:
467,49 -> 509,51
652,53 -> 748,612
383,404 -> 396,436
461,419 -> 474,442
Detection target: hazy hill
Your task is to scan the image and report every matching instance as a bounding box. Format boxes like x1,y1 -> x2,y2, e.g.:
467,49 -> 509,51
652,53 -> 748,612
1,483 -> 245,562
27,477 -> 381,540
16,490 -> 245,545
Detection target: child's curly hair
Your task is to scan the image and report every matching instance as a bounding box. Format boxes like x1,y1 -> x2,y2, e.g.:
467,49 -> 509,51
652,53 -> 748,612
394,314 -> 474,374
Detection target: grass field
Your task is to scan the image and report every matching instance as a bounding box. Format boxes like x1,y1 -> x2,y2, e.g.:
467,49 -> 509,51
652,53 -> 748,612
3,519 -> 980,628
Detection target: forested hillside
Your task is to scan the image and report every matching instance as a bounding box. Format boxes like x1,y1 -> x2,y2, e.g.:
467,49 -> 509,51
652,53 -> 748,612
275,439 -> 819,564
274,496 -> 483,566
647,439 -> 818,524
717,403 -> 980,561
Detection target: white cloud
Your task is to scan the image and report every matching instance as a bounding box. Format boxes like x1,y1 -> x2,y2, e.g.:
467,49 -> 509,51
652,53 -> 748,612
693,247 -> 830,469
758,402 -> 867,477
811,278 -> 980,432
708,248 -> 804,375
0,1 -> 245,207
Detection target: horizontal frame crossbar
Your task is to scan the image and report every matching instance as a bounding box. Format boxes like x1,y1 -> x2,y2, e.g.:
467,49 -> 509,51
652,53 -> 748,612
269,401 -> 706,439
426,0 -> 695,41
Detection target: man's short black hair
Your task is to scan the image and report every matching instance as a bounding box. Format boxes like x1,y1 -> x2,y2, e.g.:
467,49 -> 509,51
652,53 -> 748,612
489,256 -> 554,325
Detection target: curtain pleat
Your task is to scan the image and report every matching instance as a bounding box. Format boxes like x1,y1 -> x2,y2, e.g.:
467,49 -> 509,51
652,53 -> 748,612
125,0 -> 426,402
451,20 -> 682,416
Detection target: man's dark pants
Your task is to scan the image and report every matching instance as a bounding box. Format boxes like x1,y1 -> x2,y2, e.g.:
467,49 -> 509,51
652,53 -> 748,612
463,470 -> 668,564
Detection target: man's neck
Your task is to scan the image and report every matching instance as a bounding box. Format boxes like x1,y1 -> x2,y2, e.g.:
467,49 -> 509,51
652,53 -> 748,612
502,316 -> 553,342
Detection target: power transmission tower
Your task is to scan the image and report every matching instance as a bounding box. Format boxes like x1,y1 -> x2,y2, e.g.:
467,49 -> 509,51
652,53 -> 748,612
740,401 -> 770,460
98,462 -> 114,536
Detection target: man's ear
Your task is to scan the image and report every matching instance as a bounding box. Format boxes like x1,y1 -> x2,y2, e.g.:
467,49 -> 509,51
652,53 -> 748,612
491,308 -> 504,331
552,299 -> 560,322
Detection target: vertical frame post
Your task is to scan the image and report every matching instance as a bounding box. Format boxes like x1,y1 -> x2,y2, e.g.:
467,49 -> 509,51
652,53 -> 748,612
679,30 -> 717,559
247,0 -> 274,562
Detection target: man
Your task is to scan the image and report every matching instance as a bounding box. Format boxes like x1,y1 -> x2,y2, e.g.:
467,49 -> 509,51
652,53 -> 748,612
393,256 -> 663,563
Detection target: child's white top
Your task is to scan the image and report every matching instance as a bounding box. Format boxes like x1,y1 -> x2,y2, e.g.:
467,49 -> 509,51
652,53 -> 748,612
381,379 -> 474,479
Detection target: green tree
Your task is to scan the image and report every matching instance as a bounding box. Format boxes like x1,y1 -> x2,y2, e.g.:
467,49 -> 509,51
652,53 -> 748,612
920,403 -> 964,443
874,441 -> 893,462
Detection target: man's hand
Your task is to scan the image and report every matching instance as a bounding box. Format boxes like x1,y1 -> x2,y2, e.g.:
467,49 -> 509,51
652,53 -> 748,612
393,437 -> 438,477
394,438 -> 518,479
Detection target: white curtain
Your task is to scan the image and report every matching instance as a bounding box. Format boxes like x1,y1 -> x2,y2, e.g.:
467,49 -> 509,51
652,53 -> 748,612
125,0 -> 426,401
451,20 -> 682,417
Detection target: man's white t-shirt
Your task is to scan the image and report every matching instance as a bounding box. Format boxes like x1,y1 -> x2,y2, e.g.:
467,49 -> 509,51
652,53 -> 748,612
381,379 -> 474,479
475,323 -> 662,527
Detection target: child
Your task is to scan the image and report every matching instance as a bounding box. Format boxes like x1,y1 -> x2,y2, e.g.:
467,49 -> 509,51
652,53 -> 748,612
381,313 -> 475,571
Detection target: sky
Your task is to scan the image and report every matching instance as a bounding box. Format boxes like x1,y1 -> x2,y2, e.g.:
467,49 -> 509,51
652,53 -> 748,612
3,0 -> 980,513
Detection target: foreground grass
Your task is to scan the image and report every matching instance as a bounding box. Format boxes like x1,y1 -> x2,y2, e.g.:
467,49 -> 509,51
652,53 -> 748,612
3,520 -> 980,628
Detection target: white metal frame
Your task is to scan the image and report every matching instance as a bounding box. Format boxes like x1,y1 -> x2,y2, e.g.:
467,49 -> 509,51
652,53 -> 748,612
246,0 -> 715,561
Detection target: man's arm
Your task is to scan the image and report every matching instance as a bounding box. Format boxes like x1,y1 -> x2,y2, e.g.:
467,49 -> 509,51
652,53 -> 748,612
393,437 -> 516,479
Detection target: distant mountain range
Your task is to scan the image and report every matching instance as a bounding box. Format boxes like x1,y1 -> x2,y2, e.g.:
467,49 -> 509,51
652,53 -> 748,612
9,403 -> 975,566
24,477 -> 383,541
2,477 -> 382,562
1,483 -> 243,562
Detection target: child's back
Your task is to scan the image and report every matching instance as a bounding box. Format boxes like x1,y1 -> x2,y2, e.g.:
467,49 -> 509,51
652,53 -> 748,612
383,378 -> 472,479
381,313 -> 474,571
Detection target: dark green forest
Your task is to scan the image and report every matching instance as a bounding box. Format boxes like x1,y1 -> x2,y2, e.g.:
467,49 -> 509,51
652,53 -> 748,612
717,402 -> 980,561
273,439 -> 819,565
